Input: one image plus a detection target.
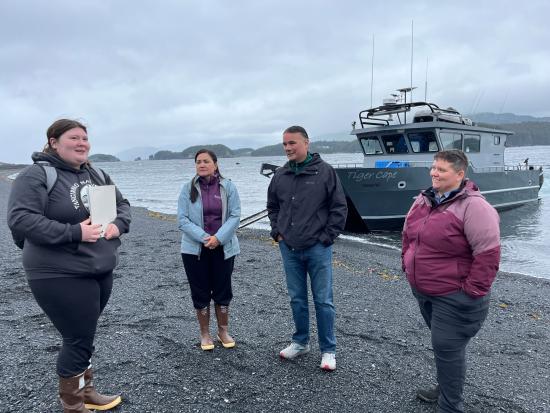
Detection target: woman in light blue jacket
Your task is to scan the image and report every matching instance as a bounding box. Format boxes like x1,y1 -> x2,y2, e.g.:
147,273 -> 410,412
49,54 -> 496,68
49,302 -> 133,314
177,149 -> 241,351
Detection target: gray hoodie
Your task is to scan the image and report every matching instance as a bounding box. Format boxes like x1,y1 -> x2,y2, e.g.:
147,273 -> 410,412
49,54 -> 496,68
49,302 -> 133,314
7,152 -> 131,279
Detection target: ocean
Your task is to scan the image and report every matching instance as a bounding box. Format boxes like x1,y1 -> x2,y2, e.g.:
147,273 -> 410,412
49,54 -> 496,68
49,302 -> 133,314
94,146 -> 550,280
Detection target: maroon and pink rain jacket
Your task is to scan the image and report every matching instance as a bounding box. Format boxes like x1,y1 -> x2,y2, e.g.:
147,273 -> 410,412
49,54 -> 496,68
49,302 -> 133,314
402,180 -> 500,297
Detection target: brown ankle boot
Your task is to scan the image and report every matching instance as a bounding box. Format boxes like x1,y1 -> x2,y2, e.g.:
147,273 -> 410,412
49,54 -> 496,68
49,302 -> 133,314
196,306 -> 214,350
215,304 -> 235,348
83,367 -> 122,411
59,373 -> 91,413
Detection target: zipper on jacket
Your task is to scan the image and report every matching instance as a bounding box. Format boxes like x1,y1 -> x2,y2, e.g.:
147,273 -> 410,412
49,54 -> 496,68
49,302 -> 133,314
194,178 -> 204,261
411,199 -> 434,289
194,177 -> 230,260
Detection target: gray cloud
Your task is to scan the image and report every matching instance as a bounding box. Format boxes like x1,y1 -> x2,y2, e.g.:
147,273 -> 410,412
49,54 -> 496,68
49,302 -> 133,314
1,0 -> 549,163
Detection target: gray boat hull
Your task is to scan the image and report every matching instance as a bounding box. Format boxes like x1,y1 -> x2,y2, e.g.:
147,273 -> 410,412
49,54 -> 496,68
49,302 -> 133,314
335,166 -> 542,232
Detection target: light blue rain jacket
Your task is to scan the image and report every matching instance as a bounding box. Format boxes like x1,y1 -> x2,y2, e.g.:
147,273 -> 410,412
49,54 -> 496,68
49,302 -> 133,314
177,177 -> 241,259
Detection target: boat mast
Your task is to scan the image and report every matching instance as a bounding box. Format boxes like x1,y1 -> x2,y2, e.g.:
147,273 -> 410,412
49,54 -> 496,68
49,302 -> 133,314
410,20 -> 414,103
424,57 -> 428,101
370,34 -> 375,108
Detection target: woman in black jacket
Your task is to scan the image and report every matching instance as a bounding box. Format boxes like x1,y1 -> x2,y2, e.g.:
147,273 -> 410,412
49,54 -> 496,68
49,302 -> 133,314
7,119 -> 131,413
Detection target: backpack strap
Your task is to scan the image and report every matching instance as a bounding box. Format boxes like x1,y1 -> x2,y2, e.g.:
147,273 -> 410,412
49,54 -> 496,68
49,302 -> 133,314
34,161 -> 58,194
88,164 -> 107,185
34,161 -> 106,193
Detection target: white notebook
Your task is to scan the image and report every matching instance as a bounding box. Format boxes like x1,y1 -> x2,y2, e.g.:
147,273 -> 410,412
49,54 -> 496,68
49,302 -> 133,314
89,185 -> 116,237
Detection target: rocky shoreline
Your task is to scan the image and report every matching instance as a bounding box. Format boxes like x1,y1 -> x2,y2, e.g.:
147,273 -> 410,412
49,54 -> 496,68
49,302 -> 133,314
0,174 -> 549,413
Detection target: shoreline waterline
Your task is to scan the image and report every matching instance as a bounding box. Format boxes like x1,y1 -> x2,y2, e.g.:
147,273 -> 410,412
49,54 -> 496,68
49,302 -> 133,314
2,156 -> 549,280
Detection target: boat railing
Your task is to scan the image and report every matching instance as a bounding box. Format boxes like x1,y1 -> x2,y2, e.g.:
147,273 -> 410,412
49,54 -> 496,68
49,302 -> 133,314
406,161 -> 432,167
358,101 -> 460,128
332,161 -> 434,169
473,164 -> 543,173
331,161 -> 543,172
331,163 -> 363,169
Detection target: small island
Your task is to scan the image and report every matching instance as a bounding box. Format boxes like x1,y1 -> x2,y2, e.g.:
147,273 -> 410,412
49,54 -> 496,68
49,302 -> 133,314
146,141 -> 362,160
89,154 -> 120,162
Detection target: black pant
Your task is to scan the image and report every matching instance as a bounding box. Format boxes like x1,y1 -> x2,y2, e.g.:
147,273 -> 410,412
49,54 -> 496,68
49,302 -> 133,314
181,247 -> 234,309
28,272 -> 113,377
412,289 -> 490,413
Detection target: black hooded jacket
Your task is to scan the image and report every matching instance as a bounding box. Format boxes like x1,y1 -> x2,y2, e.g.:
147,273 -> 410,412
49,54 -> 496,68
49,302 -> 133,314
267,153 -> 347,249
7,152 -> 131,279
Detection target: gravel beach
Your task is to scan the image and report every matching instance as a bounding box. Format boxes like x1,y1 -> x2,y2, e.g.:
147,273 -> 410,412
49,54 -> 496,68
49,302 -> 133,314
1,171 -> 549,413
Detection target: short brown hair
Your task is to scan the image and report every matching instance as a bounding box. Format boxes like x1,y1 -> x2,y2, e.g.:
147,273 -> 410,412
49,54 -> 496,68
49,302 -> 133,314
434,149 -> 468,173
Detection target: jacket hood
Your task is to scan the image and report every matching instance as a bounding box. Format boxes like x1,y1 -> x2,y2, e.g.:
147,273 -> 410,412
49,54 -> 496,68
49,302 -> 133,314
450,179 -> 482,198
31,151 -> 88,173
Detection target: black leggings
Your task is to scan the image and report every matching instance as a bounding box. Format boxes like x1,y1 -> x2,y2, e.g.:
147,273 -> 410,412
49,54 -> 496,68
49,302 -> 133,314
181,247 -> 234,309
28,272 -> 113,377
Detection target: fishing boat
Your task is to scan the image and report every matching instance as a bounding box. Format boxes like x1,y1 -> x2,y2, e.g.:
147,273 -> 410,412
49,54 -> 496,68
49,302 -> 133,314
334,90 -> 544,232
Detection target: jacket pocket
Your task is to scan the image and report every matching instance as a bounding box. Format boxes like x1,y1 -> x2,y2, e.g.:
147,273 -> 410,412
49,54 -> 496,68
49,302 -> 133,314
76,238 -> 121,274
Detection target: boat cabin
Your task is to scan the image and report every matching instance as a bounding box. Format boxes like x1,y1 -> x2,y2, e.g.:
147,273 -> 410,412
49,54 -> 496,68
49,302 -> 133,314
352,101 -> 512,171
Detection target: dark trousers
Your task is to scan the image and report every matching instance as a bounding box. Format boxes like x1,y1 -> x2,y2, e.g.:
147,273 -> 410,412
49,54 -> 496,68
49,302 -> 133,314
181,247 -> 234,309
28,272 -> 113,377
412,289 -> 490,413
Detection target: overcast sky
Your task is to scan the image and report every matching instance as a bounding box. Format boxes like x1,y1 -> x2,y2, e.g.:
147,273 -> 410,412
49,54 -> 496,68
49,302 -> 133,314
1,0 -> 549,163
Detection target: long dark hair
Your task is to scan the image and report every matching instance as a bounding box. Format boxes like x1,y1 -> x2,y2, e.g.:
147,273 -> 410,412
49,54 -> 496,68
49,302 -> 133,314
190,149 -> 223,203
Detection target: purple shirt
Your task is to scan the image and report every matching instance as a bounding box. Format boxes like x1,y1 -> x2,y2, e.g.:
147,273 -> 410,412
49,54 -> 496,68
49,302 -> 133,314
199,174 -> 222,235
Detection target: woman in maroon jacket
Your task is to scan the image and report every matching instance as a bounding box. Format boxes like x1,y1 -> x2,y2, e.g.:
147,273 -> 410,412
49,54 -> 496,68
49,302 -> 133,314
402,149 -> 500,413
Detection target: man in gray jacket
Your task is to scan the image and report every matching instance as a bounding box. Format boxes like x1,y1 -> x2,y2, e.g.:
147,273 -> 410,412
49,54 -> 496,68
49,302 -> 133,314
267,125 -> 347,371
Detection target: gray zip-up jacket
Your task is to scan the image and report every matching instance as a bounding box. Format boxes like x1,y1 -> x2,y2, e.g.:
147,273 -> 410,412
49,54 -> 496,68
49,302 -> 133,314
267,153 -> 347,250
7,152 -> 131,279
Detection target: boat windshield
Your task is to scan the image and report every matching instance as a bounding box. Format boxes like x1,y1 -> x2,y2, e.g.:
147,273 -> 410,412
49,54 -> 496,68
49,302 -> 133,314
381,134 -> 409,154
440,131 -> 462,150
359,130 -> 440,155
407,131 -> 439,153
464,134 -> 481,153
360,137 -> 384,155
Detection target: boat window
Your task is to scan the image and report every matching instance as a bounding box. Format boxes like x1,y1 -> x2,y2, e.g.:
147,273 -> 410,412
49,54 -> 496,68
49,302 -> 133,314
494,135 -> 501,145
407,131 -> 439,153
439,132 -> 462,150
463,134 -> 480,153
381,134 -> 408,153
360,137 -> 384,155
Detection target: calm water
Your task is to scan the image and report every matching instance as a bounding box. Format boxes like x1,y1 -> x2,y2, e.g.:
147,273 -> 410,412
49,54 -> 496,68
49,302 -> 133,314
95,146 -> 550,279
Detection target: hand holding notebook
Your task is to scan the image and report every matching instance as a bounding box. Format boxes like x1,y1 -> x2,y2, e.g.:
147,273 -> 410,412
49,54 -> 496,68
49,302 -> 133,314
89,185 -> 116,237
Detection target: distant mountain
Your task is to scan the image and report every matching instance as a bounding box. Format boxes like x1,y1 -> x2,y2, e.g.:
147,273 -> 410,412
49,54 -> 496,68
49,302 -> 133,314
150,144 -> 235,160
181,144 -> 234,158
116,146 -> 159,161
469,112 -> 550,124
310,140 -> 361,153
486,122 -> 550,147
0,161 -> 28,170
89,154 -> 120,162
250,144 -> 285,157
250,140 -> 361,156
232,147 -> 254,156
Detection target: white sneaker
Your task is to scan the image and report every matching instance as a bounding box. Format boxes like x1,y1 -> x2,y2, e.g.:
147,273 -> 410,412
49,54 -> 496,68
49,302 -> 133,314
279,342 -> 310,360
320,353 -> 336,371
